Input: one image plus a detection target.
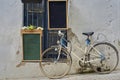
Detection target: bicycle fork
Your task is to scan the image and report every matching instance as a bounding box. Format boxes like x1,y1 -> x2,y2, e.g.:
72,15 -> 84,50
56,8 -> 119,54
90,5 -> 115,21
54,45 -> 62,64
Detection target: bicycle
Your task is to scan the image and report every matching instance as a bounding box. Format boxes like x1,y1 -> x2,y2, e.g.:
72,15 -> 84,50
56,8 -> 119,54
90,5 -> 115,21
40,31 -> 119,79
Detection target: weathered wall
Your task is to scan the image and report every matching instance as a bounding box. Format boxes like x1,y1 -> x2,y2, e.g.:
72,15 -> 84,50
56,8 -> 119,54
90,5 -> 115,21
0,0 -> 120,79
0,0 -> 42,79
68,0 -> 120,72
68,0 -> 120,74
69,0 -> 120,40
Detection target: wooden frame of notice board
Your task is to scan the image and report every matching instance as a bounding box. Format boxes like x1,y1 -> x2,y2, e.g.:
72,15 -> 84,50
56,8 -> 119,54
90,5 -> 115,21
21,29 -> 43,62
48,0 -> 68,30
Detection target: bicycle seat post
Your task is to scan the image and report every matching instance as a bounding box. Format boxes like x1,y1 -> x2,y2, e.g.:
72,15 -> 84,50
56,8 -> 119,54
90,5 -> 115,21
82,32 -> 94,46
85,36 -> 91,46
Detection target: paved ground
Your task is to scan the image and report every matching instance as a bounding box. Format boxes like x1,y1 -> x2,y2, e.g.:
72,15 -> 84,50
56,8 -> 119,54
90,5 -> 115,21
4,69 -> 120,80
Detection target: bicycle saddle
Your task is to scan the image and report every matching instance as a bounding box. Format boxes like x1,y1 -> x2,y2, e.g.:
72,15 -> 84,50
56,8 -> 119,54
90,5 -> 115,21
82,32 -> 94,36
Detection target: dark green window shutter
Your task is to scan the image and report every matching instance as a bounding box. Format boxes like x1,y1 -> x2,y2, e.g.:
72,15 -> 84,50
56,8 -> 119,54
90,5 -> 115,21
23,34 -> 40,60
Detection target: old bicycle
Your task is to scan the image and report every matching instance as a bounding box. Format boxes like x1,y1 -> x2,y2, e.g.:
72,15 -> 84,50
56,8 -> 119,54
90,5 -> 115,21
40,31 -> 119,79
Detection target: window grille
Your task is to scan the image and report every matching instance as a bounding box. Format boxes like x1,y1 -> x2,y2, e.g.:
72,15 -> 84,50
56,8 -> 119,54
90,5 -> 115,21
23,1 -> 44,27
47,30 -> 67,48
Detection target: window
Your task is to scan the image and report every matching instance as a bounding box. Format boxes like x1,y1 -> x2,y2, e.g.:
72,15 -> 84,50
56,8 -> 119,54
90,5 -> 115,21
23,1 -> 44,27
48,1 -> 68,29
22,0 -> 68,51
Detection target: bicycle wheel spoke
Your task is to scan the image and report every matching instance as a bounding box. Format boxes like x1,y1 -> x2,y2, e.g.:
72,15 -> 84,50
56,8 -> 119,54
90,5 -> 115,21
89,42 -> 119,74
40,47 -> 72,79
89,50 -> 101,58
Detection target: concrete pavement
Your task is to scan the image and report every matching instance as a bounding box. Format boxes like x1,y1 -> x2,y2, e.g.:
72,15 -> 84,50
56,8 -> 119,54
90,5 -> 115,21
4,69 -> 120,80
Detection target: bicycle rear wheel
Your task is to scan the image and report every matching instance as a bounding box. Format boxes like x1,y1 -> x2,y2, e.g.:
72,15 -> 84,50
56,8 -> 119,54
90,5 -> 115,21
88,42 -> 119,74
40,47 -> 72,79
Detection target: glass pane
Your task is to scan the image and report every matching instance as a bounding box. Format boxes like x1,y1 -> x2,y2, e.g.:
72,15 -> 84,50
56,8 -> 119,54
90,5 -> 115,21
49,1 -> 66,28
24,2 -> 44,27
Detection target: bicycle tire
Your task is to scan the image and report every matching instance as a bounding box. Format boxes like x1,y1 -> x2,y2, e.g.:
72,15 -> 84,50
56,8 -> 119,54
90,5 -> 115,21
88,42 -> 119,74
40,47 -> 72,79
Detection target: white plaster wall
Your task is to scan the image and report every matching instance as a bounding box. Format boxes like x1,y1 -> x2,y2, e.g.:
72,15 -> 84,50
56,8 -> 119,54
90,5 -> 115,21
68,0 -> 120,72
0,0 -> 42,79
0,0 -> 120,79
69,0 -> 120,40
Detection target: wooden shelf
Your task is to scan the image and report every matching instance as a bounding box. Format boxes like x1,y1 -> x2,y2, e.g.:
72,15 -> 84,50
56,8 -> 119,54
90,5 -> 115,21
21,29 -> 43,36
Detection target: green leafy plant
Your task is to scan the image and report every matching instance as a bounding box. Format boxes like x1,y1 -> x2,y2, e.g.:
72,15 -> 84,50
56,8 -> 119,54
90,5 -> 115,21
27,25 -> 35,30
22,25 -> 44,31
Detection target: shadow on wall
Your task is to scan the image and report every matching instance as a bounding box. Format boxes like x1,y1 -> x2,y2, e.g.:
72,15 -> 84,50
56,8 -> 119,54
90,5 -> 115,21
67,28 -> 81,46
67,28 -> 84,73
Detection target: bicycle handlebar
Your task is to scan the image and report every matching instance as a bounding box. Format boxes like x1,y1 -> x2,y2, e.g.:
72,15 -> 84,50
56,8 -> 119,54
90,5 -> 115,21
58,30 -> 64,37
57,30 -> 72,54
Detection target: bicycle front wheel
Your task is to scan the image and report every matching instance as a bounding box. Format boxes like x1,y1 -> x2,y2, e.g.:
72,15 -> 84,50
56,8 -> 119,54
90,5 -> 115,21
40,47 -> 72,79
88,42 -> 119,74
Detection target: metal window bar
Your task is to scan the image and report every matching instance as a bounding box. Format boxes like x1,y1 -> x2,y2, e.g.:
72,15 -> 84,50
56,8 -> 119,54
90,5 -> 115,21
41,0 -> 44,28
36,4 -> 39,26
24,1 -> 44,27
46,30 -> 67,58
47,30 -> 67,48
48,31 -> 58,48
26,4 -> 28,26
32,3 -> 33,25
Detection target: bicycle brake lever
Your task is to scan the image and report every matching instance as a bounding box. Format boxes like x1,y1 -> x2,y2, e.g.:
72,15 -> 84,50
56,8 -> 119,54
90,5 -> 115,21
58,30 -> 64,36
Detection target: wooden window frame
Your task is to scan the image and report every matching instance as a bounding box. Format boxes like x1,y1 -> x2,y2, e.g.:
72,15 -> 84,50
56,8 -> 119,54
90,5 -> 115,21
21,0 -> 42,3
48,0 -> 68,30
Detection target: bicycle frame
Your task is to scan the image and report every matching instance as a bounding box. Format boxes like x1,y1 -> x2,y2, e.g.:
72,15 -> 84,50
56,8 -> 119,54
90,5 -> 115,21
73,44 -> 102,64
58,33 -> 103,65
40,31 -> 119,79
